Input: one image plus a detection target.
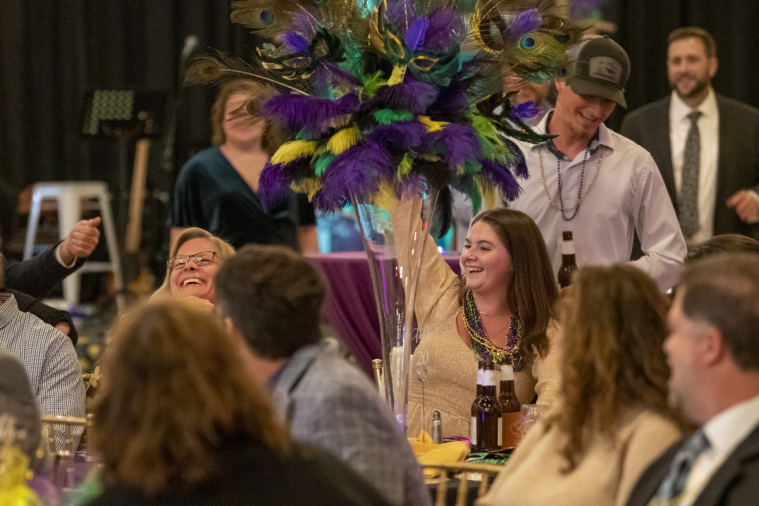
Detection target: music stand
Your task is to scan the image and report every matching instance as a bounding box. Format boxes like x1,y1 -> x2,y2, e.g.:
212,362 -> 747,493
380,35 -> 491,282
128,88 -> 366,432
81,89 -> 168,234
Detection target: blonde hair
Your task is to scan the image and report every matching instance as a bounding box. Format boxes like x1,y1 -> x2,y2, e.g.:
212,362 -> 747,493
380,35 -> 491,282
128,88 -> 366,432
93,299 -> 289,495
153,228 -> 235,300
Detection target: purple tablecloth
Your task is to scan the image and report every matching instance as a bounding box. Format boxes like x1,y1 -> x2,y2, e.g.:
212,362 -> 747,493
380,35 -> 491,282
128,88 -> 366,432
306,251 -> 461,377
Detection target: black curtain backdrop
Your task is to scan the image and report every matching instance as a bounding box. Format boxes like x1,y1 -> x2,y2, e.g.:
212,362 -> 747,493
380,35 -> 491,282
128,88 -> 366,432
607,0 -> 759,130
0,0 -> 262,193
1,1 -> 759,196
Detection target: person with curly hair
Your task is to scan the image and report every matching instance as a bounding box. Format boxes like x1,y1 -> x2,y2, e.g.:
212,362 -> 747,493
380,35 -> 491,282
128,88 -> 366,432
478,264 -> 682,506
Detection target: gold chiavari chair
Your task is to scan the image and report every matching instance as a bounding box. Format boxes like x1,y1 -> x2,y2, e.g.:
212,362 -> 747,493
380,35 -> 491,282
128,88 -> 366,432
423,460 -> 503,506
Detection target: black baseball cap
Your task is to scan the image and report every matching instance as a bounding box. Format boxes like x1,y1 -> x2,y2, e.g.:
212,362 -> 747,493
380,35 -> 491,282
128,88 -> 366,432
566,35 -> 630,108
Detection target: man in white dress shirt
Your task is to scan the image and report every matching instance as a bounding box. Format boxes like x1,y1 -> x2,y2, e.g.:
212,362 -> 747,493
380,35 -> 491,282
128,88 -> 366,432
625,252 -> 759,506
621,27 -> 759,245
507,35 -> 686,291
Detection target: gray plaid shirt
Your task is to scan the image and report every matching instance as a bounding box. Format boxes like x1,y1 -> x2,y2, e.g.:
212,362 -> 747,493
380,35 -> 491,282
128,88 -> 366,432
0,294 -> 85,449
273,341 -> 432,506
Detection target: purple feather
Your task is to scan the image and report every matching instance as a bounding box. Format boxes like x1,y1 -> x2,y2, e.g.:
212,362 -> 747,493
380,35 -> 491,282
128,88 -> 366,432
258,162 -> 291,211
291,12 -> 317,40
396,173 -> 427,200
367,121 -> 428,152
405,18 -> 429,51
501,138 -> 528,179
423,9 -> 463,53
371,77 -> 438,114
427,80 -> 468,119
264,93 -> 359,131
282,32 -> 310,53
385,0 -> 417,31
424,124 -> 482,168
480,159 -> 521,200
315,62 -> 361,88
509,9 -> 542,39
313,143 -> 395,210
510,100 -> 541,121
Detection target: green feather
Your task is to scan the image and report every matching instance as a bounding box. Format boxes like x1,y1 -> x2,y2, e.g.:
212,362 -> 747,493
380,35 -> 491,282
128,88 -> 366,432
464,159 -> 482,175
315,153 -> 336,176
467,185 -> 482,214
373,109 -> 413,124
397,153 -> 413,179
363,71 -> 387,98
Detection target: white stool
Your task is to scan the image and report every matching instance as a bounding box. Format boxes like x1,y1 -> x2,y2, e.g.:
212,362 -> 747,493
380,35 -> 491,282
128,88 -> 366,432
23,181 -> 125,313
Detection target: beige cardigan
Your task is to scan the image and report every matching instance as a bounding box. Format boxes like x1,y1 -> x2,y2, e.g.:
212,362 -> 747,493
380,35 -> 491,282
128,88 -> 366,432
394,199 -> 562,439
475,408 -> 681,506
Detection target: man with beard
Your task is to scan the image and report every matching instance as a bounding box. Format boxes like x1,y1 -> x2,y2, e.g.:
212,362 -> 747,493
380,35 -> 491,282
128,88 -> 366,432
625,253 -> 759,506
621,27 -> 759,245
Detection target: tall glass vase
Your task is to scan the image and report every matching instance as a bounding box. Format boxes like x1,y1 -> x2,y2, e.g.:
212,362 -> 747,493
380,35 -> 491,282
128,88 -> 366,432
353,192 -> 438,433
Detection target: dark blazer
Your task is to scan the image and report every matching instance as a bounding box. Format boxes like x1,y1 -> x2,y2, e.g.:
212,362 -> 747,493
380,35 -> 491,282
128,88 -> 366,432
3,241 -> 85,298
620,93 -> 759,240
626,424 -> 759,506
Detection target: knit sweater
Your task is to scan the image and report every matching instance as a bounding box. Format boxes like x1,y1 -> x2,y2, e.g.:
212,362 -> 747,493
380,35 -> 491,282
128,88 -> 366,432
475,408 -> 681,506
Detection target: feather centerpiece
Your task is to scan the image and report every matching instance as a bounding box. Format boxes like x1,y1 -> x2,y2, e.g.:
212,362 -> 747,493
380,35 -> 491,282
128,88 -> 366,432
188,0 -> 583,235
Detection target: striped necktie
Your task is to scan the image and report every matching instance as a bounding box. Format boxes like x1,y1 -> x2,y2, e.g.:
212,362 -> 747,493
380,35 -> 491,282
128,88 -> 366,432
678,111 -> 702,238
654,430 -> 710,503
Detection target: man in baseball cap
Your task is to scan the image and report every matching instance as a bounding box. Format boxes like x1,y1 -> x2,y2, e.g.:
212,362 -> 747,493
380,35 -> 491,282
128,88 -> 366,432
566,35 -> 630,108
505,35 -> 686,292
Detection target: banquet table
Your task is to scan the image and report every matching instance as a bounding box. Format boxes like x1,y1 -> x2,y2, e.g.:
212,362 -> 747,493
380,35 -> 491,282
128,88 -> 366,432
306,251 -> 461,377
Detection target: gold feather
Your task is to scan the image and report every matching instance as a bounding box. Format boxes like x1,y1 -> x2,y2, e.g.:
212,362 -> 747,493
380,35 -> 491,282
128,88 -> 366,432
185,52 -> 309,96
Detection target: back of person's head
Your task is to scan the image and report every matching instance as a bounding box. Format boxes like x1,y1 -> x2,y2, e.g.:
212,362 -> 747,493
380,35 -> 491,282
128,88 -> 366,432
685,234 -> 759,264
555,264 -> 673,470
459,208 -> 558,358
153,228 -> 235,299
668,26 -> 717,58
93,299 -> 288,495
216,244 -> 324,360
0,349 -> 41,461
210,79 -> 282,154
679,253 -> 759,371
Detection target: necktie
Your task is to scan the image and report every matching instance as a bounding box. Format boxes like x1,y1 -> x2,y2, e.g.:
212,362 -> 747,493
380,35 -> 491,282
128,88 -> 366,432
654,430 -> 710,502
678,111 -> 702,238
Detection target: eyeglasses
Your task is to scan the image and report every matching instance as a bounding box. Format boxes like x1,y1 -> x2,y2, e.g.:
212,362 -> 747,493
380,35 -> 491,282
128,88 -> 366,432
167,251 -> 218,270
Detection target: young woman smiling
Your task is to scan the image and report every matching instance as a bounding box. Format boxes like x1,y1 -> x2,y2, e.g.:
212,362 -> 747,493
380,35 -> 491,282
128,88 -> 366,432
394,199 -> 560,439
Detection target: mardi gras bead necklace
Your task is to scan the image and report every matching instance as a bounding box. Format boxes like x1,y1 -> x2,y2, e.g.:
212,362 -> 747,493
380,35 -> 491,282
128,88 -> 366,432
461,289 -> 524,371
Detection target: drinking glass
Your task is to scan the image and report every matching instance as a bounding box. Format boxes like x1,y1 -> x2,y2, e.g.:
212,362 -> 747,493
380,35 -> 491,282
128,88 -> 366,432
521,405 -> 546,436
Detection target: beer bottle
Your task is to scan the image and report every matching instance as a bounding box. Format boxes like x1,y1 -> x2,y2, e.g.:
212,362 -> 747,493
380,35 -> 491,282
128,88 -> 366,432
472,362 -> 501,452
558,231 -> 578,288
498,364 -> 522,448
470,361 -> 484,450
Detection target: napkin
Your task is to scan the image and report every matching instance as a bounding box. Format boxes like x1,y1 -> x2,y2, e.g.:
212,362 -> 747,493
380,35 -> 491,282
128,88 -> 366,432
409,431 -> 470,479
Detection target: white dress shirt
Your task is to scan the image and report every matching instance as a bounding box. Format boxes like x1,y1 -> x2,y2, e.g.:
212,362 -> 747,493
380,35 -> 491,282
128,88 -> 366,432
675,394 -> 759,506
506,113 -> 687,292
670,88 -> 720,245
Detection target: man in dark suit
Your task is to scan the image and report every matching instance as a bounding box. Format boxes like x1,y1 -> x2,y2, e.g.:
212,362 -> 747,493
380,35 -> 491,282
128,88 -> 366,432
621,27 -> 759,244
625,253 -> 759,506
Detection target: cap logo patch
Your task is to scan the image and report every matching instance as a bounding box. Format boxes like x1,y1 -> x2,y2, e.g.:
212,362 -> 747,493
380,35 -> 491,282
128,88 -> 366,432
588,56 -> 622,85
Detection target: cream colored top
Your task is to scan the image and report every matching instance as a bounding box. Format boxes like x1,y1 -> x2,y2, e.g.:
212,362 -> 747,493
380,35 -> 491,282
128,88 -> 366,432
394,199 -> 562,439
476,408 -> 681,506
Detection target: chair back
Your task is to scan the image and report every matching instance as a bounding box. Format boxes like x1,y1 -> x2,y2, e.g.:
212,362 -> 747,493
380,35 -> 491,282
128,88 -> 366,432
40,415 -> 87,454
422,460 -> 503,506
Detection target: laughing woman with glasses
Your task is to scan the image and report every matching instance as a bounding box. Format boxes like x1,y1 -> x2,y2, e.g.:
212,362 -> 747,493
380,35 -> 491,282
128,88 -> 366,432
152,228 -> 236,311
